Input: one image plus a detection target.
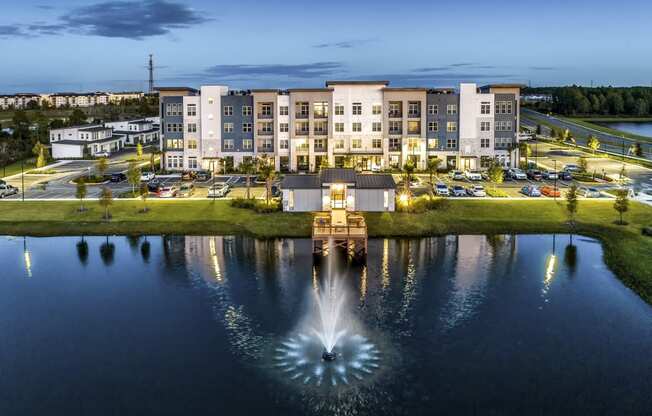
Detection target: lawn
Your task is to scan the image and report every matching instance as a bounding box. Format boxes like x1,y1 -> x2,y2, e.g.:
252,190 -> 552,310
0,199 -> 651,303
1,159 -> 36,179
563,117 -> 652,143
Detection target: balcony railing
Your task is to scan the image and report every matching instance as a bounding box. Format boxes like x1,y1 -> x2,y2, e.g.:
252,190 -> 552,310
407,112 -> 421,118
257,146 -> 274,152
389,129 -> 402,135
295,129 -> 309,136
388,111 -> 402,118
314,129 -> 328,136
314,142 -> 328,152
257,129 -> 273,136
314,112 -> 328,119
389,145 -> 401,152
295,112 -> 309,119
257,113 -> 273,119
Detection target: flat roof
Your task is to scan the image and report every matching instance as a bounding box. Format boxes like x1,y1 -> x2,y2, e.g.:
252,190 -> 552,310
155,86 -> 199,93
53,136 -> 123,145
325,80 -> 390,86
287,88 -> 333,92
79,126 -> 112,132
481,83 -> 527,89
281,168 -> 396,190
382,87 -> 428,92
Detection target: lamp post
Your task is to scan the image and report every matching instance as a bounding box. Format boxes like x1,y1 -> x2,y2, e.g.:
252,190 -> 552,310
621,135 -> 625,162
21,158 -> 25,202
211,160 -> 216,202
553,159 -> 557,201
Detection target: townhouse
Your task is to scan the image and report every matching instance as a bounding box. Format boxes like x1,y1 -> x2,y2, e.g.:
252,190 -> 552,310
157,81 -> 523,173
104,117 -> 160,146
50,125 -> 125,159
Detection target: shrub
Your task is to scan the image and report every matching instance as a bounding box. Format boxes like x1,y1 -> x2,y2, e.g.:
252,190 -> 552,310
486,188 -> 509,197
254,200 -> 281,213
230,197 -> 257,209
400,196 -> 448,213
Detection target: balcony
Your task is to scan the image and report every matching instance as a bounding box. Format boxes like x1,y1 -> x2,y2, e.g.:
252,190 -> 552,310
295,129 -> 309,136
314,112 -> 328,119
389,144 -> 401,152
295,112 -> 309,119
388,111 -> 402,118
257,113 -> 273,119
407,112 -> 421,118
314,129 -> 328,136
389,129 -> 402,135
257,129 -> 273,136
257,145 -> 274,153
314,141 -> 328,152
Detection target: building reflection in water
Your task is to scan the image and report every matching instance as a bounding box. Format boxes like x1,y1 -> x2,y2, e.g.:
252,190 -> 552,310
542,234 -> 557,301
23,237 -> 32,278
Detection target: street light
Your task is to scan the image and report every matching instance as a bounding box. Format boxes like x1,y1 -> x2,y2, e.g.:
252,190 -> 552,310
21,158 -> 25,202
552,159 -> 557,201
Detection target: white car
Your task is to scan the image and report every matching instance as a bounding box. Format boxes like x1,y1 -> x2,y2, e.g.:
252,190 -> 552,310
465,170 -> 483,181
94,151 -> 110,158
563,164 -> 582,173
578,187 -> 601,198
0,184 -> 19,198
466,185 -> 486,197
543,171 -> 559,180
140,171 -> 156,182
449,170 -> 464,180
435,182 -> 449,196
451,185 -> 466,197
158,186 -> 178,198
509,168 -> 527,180
208,183 -> 230,198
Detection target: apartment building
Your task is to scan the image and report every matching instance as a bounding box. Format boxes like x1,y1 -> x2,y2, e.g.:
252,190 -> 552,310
0,91 -> 148,109
0,94 -> 43,109
50,125 -> 124,159
104,117 -> 159,145
157,81 -> 522,173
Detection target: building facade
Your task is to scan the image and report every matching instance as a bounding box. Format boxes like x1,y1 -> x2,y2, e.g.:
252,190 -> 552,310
157,81 -> 523,172
50,125 -> 125,159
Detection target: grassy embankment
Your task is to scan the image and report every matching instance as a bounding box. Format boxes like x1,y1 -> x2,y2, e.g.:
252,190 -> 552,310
562,116 -> 652,143
1,159 -> 36,178
0,199 -> 651,302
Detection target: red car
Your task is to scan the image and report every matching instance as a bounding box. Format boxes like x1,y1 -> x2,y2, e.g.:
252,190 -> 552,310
541,185 -> 561,197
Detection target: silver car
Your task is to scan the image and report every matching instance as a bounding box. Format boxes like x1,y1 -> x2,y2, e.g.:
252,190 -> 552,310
578,187 -> 601,198
0,184 -> 18,198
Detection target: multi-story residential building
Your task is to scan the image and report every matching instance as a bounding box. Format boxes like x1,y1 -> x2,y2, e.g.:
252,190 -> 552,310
109,91 -> 145,103
47,92 -> 110,108
49,125 -> 125,159
0,94 -> 43,109
104,117 -> 159,145
0,91 -> 148,109
157,81 -> 523,172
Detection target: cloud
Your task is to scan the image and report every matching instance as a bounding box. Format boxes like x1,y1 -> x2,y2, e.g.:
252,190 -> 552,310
350,71 -> 516,87
35,5 -> 54,10
1,0 -> 209,40
529,66 -> 558,71
312,39 -> 376,49
413,63 -> 496,72
200,62 -> 345,79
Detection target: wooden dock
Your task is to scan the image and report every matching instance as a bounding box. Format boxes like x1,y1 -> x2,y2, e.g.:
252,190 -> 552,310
312,210 -> 367,259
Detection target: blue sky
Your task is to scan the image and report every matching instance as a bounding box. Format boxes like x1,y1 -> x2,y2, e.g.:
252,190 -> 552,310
1,0 -> 651,93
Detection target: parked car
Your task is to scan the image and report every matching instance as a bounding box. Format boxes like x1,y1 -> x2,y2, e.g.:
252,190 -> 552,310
195,170 -> 212,182
521,185 -> 541,197
435,182 -> 450,196
147,180 -> 162,193
207,182 -> 230,198
0,184 -> 19,198
94,151 -> 110,158
558,170 -> 573,181
110,172 -> 126,182
466,185 -> 486,197
578,187 -> 601,198
449,170 -> 464,180
563,164 -> 582,173
0,179 -> 6,186
451,185 -> 466,197
178,183 -> 195,198
542,171 -> 558,180
158,186 -> 178,198
541,185 -> 561,197
508,168 -> 527,180
181,171 -> 197,181
465,170 -> 483,181
140,171 -> 156,182
527,170 -> 543,181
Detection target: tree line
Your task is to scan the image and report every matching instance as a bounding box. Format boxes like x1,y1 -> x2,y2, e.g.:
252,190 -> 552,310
524,86 -> 652,117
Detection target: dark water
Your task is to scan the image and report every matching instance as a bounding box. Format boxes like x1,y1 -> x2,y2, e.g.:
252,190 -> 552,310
1,235 -> 651,415
599,121 -> 652,137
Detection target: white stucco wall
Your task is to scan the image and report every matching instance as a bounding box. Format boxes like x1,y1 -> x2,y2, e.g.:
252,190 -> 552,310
355,189 -> 395,212
52,143 -> 84,159
282,189 -> 321,212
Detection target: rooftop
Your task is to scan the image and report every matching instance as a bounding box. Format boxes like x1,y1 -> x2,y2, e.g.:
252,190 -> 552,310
79,126 -> 112,132
155,87 -> 199,93
281,168 -> 396,190
325,80 -> 390,86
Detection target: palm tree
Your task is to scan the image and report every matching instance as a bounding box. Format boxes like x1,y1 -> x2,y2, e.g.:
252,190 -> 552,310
150,149 -> 162,173
426,157 -> 441,185
402,161 -> 415,195
258,156 -> 276,205
240,158 -> 255,199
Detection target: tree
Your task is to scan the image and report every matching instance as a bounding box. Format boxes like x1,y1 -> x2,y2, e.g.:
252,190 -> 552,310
139,183 -> 149,213
587,135 -> 600,154
565,183 -> 578,231
578,157 -> 588,173
257,156 -> 276,205
319,157 -> 330,170
76,178 -> 87,212
630,142 -> 643,157
99,187 -> 113,220
127,161 -> 141,196
136,143 -> 143,160
613,189 -> 629,225
96,157 -> 108,178
519,142 -> 532,167
487,161 -> 504,191
536,124 -> 542,135
426,157 -> 441,185
239,158 -> 255,199
402,162 -> 415,195
68,109 -> 87,126
32,142 -> 49,168
150,149 -> 161,172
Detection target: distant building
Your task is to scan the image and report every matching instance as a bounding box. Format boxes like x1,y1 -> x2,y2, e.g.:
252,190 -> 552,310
0,90 -> 148,109
0,93 -> 42,110
50,125 -> 125,159
109,91 -> 145,103
104,117 -> 159,145
522,94 -> 553,103
46,92 -> 110,108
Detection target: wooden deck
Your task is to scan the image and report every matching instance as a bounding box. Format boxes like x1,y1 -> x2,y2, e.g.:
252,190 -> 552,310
312,210 -> 367,259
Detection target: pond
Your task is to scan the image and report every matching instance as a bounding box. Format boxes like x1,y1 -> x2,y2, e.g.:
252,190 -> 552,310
598,121 -> 652,137
1,235 -> 651,415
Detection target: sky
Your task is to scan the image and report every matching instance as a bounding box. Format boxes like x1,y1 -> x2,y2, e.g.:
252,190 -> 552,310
1,0 -> 651,93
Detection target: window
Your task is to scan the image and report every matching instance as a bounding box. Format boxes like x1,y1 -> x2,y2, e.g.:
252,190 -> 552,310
446,104 -> 457,115
446,138 -> 457,148
389,102 -> 402,117
496,120 -> 513,131
372,122 -> 382,132
279,106 -> 288,115
260,122 -> 273,133
165,139 -> 183,149
351,139 -> 362,149
296,102 -> 309,117
352,122 -> 362,132
314,121 -> 328,134
166,123 -> 182,133
428,138 -> 438,149
408,101 -> 420,117
313,101 -> 329,118
447,122 -> 457,132
224,123 -> 233,133
279,139 -> 289,149
389,138 -> 400,149
335,104 -> 344,115
480,102 -> 491,115
480,121 -> 491,132
314,139 -> 326,150
495,101 -> 513,114
372,104 -> 382,115
224,139 -> 234,150
187,104 -> 197,116
295,121 -> 309,135
188,157 -> 198,169
208,98 -> 214,105
407,121 -> 420,134
335,139 -> 344,149
372,138 -> 382,149
242,123 -> 252,132
242,106 -> 252,116
352,102 -> 362,115
279,123 -> 289,132
428,121 -> 438,132
187,139 -> 197,149
243,139 -> 253,150
389,120 -> 401,134
261,103 -> 272,116
481,138 -> 490,148
428,104 -> 438,115
335,122 -> 344,132
186,123 -> 197,133
223,106 -> 233,116
165,103 -> 182,116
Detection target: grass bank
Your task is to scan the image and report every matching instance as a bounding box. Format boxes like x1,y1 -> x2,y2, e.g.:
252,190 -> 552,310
564,117 -> 652,143
1,159 -> 36,178
0,199 -> 651,303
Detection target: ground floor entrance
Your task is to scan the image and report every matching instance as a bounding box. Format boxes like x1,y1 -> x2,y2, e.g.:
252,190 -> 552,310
330,184 -> 346,209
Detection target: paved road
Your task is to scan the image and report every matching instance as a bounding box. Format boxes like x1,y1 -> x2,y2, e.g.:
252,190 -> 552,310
521,108 -> 652,159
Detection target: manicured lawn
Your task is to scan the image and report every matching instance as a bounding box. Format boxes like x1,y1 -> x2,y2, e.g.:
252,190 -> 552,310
1,159 -> 36,179
0,199 -> 651,303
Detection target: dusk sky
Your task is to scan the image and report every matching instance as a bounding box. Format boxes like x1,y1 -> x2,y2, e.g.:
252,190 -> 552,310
1,0 -> 651,93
